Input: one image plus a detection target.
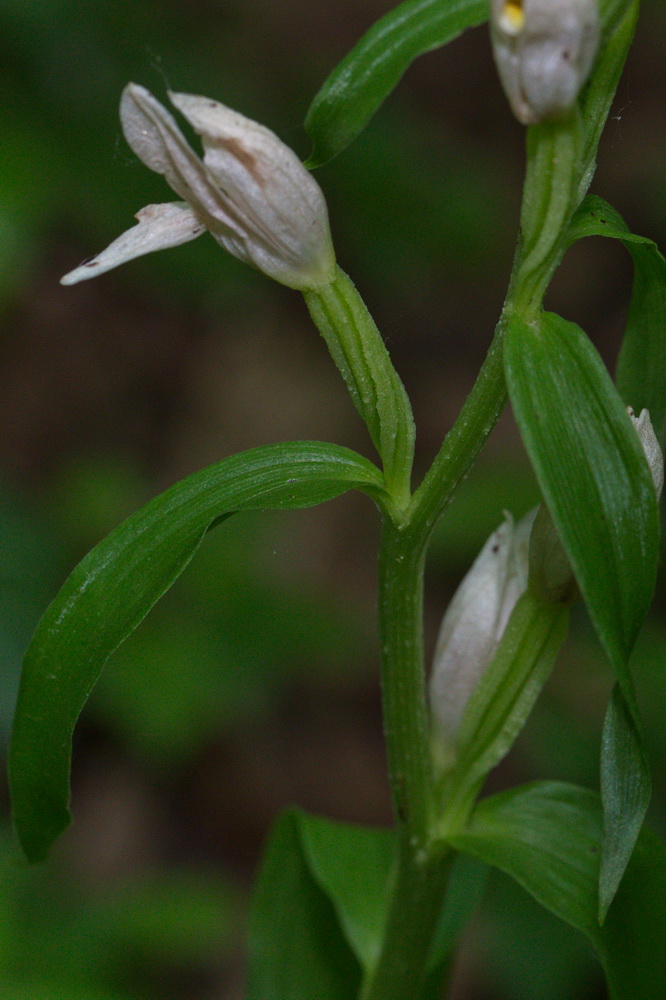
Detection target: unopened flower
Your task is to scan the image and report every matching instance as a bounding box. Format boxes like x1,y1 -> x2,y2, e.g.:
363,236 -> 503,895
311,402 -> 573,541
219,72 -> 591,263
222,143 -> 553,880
429,510 -> 534,765
628,407 -> 664,500
490,0 -> 600,125
61,84 -> 336,291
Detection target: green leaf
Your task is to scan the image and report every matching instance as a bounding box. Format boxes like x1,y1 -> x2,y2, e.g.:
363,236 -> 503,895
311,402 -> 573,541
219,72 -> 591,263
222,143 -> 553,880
297,813 -> 395,971
304,0 -> 488,167
456,593 -> 568,784
436,591 -> 569,832
576,0 -> 639,203
292,813 -> 485,998
449,783 -> 602,933
9,442 -> 385,863
599,685 -> 650,920
602,824 -> 666,1000
448,781 -> 666,1000
505,311 -> 659,903
304,267 -> 415,504
504,311 -> 659,678
566,194 -> 666,433
421,854 -> 488,997
246,811 -> 361,1000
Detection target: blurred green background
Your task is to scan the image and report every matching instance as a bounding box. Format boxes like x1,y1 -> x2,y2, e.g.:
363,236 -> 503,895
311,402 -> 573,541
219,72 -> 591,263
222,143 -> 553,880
1,1 -> 665,997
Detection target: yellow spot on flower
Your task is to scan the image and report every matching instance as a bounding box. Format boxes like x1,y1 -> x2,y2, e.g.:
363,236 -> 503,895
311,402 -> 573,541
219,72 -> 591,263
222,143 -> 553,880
499,0 -> 525,35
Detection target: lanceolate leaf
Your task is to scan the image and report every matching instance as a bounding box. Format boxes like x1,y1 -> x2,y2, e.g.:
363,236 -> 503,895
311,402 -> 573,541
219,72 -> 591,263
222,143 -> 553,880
504,311 -> 659,906
256,811 -> 485,999
504,311 -> 659,686
297,813 -> 396,972
246,811 -> 361,1000
448,781 -> 666,1000
304,0 -> 488,167
296,813 -> 485,985
9,442 -> 385,863
566,194 -> 666,433
599,685 -> 650,920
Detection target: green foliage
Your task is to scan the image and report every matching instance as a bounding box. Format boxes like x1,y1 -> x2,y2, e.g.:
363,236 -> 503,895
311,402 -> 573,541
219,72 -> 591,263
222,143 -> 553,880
304,0 -> 488,167
4,0 -> 666,997
505,311 -> 659,669
304,268 -> 415,503
566,194 -> 666,433
246,812 -> 363,1000
449,781 -> 666,999
247,810 -> 487,999
437,593 -> 569,831
9,442 -> 385,862
505,310 -> 659,907
297,813 -> 396,970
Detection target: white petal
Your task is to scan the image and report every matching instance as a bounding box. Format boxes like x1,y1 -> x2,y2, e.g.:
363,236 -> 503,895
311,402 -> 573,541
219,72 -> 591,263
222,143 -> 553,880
60,203 -> 205,285
119,84 -> 244,241
628,407 -> 664,500
429,508 -> 535,756
429,515 -> 517,744
168,92 -> 335,289
490,0 -> 600,125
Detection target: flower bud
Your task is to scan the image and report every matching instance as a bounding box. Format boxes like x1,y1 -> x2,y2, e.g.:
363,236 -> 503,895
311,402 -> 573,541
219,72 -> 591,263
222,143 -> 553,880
429,510 -> 534,765
490,0 -> 600,125
628,407 -> 664,500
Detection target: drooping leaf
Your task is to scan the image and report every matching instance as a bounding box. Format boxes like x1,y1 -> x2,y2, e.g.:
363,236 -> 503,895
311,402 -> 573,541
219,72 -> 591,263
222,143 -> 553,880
448,781 -> 666,1000
304,0 -> 488,167
566,194 -> 666,433
504,311 -> 659,904
246,811 -> 361,1000
9,442 -> 385,862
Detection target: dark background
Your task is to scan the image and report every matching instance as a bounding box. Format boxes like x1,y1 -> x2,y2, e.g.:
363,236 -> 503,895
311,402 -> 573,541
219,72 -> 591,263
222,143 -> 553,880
1,1 -> 665,997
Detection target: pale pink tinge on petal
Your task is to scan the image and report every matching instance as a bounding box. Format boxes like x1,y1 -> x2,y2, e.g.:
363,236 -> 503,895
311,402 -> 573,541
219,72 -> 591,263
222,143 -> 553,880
60,203 -> 205,285
169,91 -> 336,289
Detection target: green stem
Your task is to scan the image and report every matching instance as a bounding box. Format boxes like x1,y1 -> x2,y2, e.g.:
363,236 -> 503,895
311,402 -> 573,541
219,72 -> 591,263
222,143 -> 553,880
360,322 -> 511,1000
360,833 -> 454,1000
377,516 -> 433,842
408,315 -> 509,540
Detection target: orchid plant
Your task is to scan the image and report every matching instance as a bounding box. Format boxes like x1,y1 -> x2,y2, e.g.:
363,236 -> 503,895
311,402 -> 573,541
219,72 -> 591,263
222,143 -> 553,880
8,1 -> 666,997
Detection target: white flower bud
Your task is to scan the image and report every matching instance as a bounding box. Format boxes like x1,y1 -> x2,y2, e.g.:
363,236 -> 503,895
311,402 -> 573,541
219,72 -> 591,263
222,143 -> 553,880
490,0 -> 600,125
62,84 -> 336,291
429,510 -> 535,765
628,407 -> 664,500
